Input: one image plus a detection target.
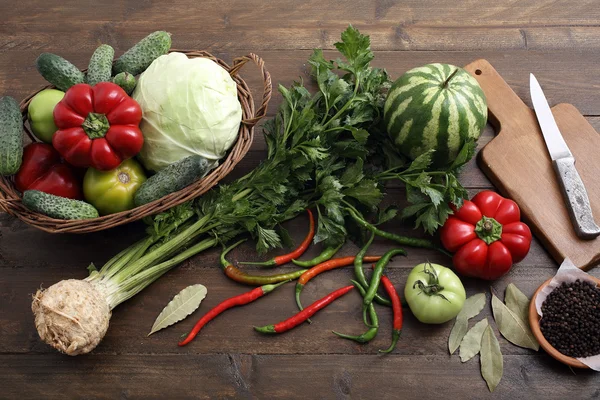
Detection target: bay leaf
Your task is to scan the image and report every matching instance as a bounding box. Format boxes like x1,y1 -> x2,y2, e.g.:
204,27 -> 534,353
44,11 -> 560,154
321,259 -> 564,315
480,324 -> 503,392
459,318 -> 489,362
449,318 -> 468,355
505,283 -> 530,324
448,293 -> 487,354
457,293 -> 487,320
148,284 -> 208,336
491,293 -> 539,351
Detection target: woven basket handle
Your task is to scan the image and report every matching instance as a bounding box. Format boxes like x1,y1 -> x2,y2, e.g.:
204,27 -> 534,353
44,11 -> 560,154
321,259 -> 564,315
230,53 -> 272,127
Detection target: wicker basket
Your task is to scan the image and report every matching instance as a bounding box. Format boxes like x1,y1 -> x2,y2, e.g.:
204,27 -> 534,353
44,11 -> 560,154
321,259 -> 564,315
0,50 -> 272,233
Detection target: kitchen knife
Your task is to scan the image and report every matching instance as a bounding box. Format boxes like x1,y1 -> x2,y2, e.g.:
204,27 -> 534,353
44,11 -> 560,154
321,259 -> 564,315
530,73 -> 600,239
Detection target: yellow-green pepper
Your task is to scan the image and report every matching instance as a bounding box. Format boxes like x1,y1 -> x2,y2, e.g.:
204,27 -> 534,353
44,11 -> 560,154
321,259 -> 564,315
83,159 -> 147,215
27,89 -> 65,143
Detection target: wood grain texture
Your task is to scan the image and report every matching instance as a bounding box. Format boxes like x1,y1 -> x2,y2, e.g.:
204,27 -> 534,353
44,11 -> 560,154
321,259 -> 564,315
2,0 -> 600,398
465,59 -> 600,270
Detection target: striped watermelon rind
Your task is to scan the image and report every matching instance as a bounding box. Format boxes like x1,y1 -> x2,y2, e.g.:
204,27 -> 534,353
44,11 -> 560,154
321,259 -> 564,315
383,63 -> 487,166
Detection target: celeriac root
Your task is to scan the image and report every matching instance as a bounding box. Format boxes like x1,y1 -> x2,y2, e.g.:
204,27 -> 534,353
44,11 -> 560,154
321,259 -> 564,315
32,279 -> 111,356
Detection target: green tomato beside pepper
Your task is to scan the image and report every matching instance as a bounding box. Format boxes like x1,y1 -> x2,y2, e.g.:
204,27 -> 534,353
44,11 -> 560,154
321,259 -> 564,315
83,159 -> 147,215
404,263 -> 466,324
27,89 -> 65,143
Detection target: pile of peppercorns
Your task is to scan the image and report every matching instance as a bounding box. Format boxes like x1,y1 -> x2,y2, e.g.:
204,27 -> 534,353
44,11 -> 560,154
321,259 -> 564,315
540,279 -> 600,358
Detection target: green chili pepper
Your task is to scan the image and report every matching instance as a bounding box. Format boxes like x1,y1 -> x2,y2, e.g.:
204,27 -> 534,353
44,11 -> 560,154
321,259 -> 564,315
346,207 -> 449,255
292,243 -> 343,267
364,248 -> 406,308
353,232 -> 392,307
333,280 -> 379,343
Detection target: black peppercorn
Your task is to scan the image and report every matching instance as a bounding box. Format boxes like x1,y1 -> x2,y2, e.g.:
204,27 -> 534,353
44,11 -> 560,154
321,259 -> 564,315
540,279 -> 600,358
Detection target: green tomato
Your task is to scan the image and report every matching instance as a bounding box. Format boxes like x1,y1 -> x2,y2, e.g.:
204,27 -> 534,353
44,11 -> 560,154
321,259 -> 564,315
404,263 -> 466,324
83,159 -> 147,215
27,89 -> 65,143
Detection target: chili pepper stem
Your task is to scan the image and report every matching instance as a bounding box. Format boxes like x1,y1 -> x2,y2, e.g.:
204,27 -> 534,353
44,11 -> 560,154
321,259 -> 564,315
254,325 -> 277,334
261,279 -> 292,294
220,239 -> 247,268
238,260 -> 277,267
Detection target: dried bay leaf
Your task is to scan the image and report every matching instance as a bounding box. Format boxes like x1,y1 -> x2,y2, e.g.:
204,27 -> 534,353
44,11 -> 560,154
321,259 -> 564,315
449,318 -> 468,355
491,293 -> 539,351
448,293 -> 487,354
459,318 -> 489,362
505,283 -> 530,324
148,284 -> 208,336
480,325 -> 503,392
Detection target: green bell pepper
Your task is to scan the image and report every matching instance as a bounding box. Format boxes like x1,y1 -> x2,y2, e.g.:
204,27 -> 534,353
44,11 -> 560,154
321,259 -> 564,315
27,89 -> 65,143
83,158 -> 147,215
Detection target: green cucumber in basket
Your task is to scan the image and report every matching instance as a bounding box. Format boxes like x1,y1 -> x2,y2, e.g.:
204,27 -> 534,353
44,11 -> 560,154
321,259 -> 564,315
112,72 -> 136,95
36,53 -> 85,91
86,44 -> 114,86
0,96 -> 24,176
23,190 -> 99,220
134,155 -> 215,206
113,31 -> 172,76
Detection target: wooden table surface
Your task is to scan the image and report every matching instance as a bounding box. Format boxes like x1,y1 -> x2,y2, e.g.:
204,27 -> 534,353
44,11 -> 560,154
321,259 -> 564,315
2,1 -> 600,398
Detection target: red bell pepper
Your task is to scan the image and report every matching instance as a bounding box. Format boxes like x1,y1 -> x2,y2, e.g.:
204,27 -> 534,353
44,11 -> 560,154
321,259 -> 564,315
440,191 -> 532,280
15,143 -> 81,199
52,82 -> 143,171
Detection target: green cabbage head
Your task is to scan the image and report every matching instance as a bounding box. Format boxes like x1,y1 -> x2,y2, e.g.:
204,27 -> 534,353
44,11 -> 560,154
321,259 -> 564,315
133,52 -> 242,171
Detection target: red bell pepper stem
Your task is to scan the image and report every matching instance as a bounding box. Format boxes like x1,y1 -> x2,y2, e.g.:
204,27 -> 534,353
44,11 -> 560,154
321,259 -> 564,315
178,280 -> 289,346
255,285 -> 354,334
295,255 -> 382,319
239,209 -> 315,267
378,274 -> 403,354
221,239 -> 307,285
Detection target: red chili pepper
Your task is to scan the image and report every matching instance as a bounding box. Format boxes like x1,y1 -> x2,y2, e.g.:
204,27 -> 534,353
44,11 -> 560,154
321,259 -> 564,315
15,143 -> 81,199
295,255 -> 381,316
378,274 -> 403,353
239,209 -> 315,267
254,285 -> 354,334
178,280 -> 289,346
221,239 -> 307,285
52,82 -> 143,171
440,190 -> 532,280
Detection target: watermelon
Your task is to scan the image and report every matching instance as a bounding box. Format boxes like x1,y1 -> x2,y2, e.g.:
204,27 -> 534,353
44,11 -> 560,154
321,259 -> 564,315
384,63 -> 487,166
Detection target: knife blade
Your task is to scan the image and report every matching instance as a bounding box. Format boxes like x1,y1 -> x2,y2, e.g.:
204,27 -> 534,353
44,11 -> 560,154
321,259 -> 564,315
530,73 -> 600,239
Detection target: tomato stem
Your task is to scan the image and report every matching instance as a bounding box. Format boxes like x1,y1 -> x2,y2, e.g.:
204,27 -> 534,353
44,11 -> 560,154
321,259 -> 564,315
412,262 -> 450,301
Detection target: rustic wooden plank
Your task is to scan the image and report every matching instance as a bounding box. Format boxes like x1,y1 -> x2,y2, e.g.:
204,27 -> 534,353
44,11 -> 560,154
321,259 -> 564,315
1,353 -> 597,399
2,0 -> 600,52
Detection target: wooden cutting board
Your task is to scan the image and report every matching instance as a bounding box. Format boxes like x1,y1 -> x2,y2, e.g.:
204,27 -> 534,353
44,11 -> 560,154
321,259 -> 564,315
463,59 -> 600,271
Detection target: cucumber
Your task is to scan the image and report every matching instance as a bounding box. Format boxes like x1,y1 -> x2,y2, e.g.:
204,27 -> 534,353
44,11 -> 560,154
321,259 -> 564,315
36,53 -> 85,92
0,96 -> 23,175
134,155 -> 214,206
86,44 -> 114,86
112,72 -> 136,95
113,31 -> 171,76
22,190 -> 99,220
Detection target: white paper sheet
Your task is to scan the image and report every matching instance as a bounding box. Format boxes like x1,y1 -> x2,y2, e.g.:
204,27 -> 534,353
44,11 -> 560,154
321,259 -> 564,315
535,258 -> 600,371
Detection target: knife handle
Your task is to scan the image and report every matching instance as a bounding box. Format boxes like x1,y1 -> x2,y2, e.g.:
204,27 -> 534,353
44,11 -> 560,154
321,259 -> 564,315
553,157 -> 600,240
